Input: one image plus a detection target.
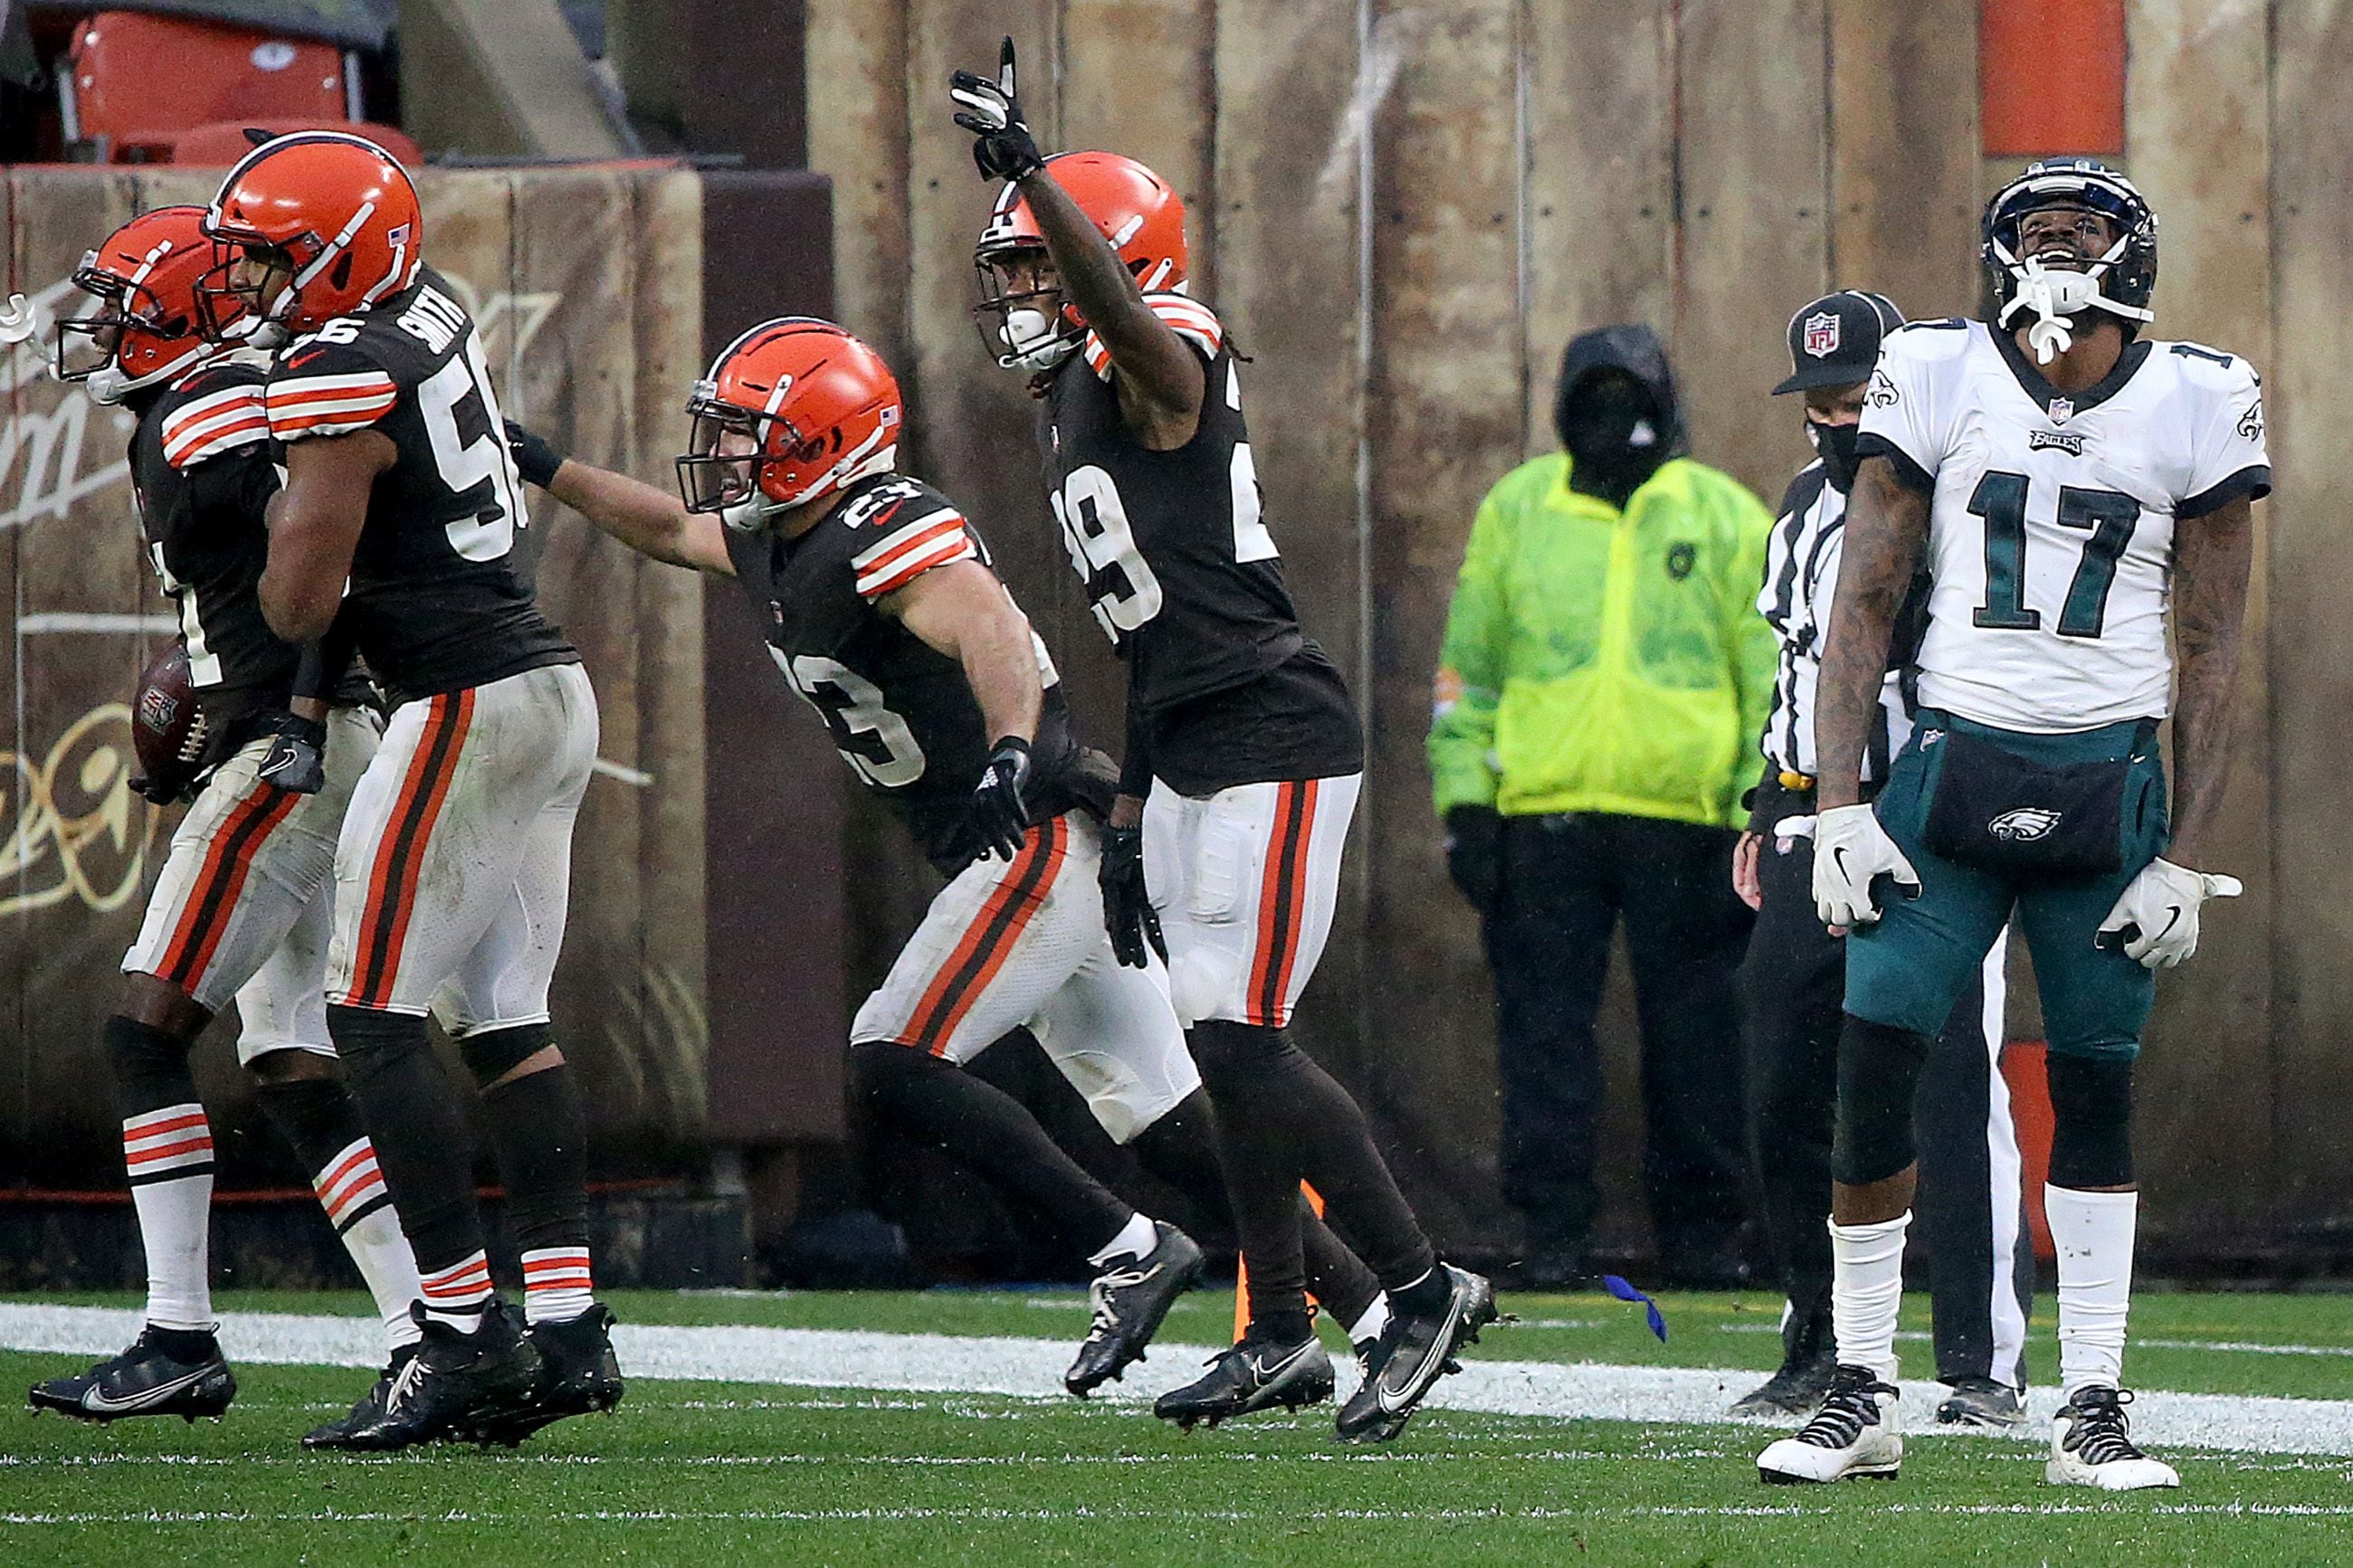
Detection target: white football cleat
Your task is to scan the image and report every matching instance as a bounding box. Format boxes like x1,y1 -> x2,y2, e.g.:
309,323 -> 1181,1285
2047,1385 -> 2179,1491
1757,1364 -> 1902,1483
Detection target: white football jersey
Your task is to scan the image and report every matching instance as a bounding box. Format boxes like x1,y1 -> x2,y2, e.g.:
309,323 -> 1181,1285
1856,318 -> 2268,732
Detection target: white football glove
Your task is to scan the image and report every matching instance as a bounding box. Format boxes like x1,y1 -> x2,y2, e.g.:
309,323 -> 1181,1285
2097,857 -> 2242,970
1812,803 -> 1919,930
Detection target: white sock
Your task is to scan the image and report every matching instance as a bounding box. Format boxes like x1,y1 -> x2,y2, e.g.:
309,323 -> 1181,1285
345,1209 -> 425,1351
521,1246 -> 595,1326
2049,1184 -> 2137,1397
309,1136 -> 424,1351
1089,1212 -> 1157,1268
124,1104 -> 216,1331
417,1250 -> 493,1331
1346,1296 -> 1390,1345
1829,1212 -> 1910,1382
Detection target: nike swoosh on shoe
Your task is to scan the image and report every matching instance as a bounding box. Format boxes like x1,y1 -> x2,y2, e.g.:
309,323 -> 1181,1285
1246,1340 -> 1318,1382
1378,1295 -> 1469,1415
81,1365 -> 211,1414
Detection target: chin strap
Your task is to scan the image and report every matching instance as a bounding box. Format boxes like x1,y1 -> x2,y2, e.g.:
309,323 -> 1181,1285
1993,238 -> 2155,366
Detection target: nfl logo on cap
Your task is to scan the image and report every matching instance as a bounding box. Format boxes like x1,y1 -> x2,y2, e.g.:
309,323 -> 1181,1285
1803,312 -> 1841,358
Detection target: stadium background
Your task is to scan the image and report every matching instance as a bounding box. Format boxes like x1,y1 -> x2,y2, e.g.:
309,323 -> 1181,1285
0,0 -> 2346,1281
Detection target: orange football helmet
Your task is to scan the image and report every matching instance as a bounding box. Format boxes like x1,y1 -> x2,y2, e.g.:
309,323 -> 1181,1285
676,318 -> 904,518
198,131 -> 424,339
973,151 -> 1189,370
55,205 -> 239,404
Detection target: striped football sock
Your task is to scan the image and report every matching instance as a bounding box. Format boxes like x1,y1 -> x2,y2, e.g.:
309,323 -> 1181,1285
122,1102 -> 216,1331
521,1247 -> 595,1325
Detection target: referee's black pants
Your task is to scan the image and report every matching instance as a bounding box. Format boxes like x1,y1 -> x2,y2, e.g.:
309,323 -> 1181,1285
1480,812 -> 1754,1276
1741,778 -> 2036,1384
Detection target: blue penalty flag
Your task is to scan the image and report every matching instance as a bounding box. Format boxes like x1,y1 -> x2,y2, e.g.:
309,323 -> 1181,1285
1601,1274 -> 1668,1343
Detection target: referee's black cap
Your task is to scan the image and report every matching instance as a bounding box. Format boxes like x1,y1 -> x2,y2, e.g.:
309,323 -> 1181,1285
1772,290 -> 1904,395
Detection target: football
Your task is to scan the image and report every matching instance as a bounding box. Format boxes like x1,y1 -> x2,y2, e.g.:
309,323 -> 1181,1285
130,640 -> 208,799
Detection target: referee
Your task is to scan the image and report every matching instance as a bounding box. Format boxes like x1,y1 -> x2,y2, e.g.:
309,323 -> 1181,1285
1731,290 -> 2034,1427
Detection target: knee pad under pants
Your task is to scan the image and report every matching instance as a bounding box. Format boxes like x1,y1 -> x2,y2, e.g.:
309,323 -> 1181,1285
2046,1053 -> 2134,1188
1830,1015 -> 1930,1186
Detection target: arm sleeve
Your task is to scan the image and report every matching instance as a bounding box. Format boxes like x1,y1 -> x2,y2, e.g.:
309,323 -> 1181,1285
1720,480 -> 1780,813
2179,356 -> 2272,518
264,340 -> 400,442
289,623 -> 360,704
1428,484 -> 1513,816
1853,330 -> 1952,494
1119,701 -> 1153,799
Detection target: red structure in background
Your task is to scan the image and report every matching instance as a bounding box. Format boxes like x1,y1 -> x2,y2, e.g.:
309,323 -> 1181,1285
60,9 -> 391,163
2002,1041 -> 2058,1260
1980,0 -> 2127,156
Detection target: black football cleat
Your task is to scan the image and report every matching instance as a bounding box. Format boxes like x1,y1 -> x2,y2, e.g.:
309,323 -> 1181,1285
1154,1331 -> 1336,1431
338,1301 -> 540,1452
1730,1349 -> 1839,1421
1334,1265 -> 1497,1444
1936,1375 -> 2028,1430
1064,1221 -> 1205,1397
301,1342 -> 420,1450
462,1304 -> 626,1448
28,1326 -> 236,1424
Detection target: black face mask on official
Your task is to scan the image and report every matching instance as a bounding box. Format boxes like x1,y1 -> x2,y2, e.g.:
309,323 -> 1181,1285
1560,377 -> 1665,504
1806,417 -> 1862,490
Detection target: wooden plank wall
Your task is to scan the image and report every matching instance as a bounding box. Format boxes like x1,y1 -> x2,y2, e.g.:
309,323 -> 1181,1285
804,1 -> 2347,1258
0,167 -> 708,1186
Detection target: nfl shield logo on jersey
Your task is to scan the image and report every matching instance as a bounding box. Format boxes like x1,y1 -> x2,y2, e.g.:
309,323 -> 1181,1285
2048,396 -> 2075,424
1803,313 -> 1840,358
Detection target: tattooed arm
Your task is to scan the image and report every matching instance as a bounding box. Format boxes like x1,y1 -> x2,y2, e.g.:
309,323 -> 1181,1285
1812,456 -> 1931,809
2164,494 -> 2254,869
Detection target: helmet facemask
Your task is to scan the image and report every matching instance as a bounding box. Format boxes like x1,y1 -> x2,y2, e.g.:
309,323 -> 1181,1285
57,258 -> 206,404
1983,167 -> 2158,366
195,238 -> 297,350
973,242 -> 1082,372
676,387 -> 899,527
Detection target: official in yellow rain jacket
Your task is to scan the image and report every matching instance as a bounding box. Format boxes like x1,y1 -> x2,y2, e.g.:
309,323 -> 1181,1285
1429,322 -> 1775,1288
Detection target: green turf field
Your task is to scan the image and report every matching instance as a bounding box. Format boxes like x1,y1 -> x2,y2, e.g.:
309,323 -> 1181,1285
6,1286 -> 2353,1566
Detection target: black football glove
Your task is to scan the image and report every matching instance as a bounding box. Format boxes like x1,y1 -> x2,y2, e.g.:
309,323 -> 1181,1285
503,418 -> 567,489
1099,822 -> 1166,969
1443,804 -> 1504,913
256,712 -> 328,795
128,772 -> 187,807
970,736 -> 1033,861
949,36 -> 1045,182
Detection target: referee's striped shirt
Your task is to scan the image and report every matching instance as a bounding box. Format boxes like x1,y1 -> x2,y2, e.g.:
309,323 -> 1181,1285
1755,461 -> 1911,784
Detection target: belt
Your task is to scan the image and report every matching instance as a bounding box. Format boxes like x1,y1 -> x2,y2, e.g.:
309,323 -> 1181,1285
1777,769 -> 1815,791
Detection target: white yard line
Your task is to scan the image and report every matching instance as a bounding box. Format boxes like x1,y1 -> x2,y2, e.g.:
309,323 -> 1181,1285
6,1502 -> 2353,1525
7,1301 -> 2353,1458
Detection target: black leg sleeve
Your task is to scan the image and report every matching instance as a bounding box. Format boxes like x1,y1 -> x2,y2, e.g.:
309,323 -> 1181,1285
252,1075 -> 389,1233
462,1024 -> 592,1260
1739,831 -> 1843,1363
1128,1088 -> 1379,1328
327,1003 -> 485,1276
1191,1020 -> 1434,1316
849,1041 -> 1132,1259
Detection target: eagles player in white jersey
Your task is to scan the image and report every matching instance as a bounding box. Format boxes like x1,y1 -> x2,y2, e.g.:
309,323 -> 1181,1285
1758,159 -> 2265,1490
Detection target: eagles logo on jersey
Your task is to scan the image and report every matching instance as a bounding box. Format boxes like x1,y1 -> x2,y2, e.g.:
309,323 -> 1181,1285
260,267 -> 576,705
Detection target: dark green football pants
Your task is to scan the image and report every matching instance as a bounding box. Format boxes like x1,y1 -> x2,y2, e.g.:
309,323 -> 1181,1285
1844,711 -> 2166,1062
